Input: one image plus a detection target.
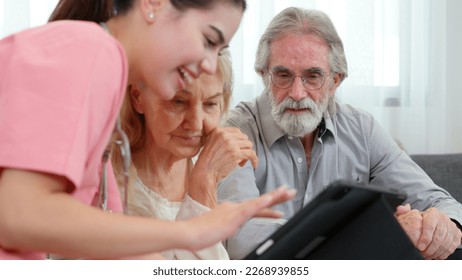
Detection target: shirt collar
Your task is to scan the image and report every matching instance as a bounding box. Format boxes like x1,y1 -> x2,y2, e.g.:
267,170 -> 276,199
322,108 -> 336,139
256,91 -> 336,147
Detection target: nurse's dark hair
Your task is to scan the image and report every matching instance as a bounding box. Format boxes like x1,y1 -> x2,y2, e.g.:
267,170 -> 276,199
49,0 -> 246,22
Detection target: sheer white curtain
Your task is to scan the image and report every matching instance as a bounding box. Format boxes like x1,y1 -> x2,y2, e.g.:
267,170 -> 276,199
0,0 -> 58,37
229,0 -> 462,154
1,0 -> 461,154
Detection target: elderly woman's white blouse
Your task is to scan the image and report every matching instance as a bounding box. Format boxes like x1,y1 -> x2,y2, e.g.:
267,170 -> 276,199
126,177 -> 229,260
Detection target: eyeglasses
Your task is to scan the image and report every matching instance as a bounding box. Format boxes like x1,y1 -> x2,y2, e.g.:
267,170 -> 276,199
98,116 -> 131,214
268,68 -> 332,90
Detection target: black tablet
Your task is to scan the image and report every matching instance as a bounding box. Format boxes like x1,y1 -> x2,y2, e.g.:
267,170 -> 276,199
244,180 -> 423,260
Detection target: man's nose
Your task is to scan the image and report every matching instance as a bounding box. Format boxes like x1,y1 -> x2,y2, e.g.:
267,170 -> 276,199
288,76 -> 307,101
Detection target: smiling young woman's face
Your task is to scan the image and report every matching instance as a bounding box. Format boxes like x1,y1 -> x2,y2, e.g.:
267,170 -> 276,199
137,1 -> 242,101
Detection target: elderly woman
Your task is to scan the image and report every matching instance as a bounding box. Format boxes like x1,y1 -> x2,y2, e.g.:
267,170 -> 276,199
112,50 -> 257,259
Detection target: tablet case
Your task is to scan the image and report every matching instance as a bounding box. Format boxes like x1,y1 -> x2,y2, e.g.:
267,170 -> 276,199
244,181 -> 423,260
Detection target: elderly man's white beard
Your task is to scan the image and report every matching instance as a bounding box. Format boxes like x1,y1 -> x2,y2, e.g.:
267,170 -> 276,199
269,91 -> 330,137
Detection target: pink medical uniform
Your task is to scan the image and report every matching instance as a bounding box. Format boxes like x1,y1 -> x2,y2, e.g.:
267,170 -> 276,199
0,20 -> 128,259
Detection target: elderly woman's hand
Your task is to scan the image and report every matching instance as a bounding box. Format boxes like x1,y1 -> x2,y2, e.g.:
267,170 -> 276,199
189,127 -> 258,208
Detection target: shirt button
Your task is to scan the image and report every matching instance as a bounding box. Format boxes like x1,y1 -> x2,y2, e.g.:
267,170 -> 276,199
297,157 -> 303,163
288,136 -> 294,140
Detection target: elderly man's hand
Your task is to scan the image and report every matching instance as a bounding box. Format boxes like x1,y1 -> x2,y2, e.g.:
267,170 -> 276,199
395,204 -> 423,247
395,205 -> 462,259
417,208 -> 462,259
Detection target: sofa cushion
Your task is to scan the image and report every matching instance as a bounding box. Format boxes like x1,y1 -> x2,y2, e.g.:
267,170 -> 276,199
410,153 -> 462,203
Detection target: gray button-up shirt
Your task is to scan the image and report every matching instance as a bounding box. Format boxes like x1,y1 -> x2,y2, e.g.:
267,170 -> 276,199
218,91 -> 462,259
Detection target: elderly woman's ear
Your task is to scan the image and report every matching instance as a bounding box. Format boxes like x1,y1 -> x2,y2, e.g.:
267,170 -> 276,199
129,84 -> 145,114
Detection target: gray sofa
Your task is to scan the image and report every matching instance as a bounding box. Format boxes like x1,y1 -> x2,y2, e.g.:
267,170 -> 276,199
410,153 -> 462,203
410,153 -> 462,260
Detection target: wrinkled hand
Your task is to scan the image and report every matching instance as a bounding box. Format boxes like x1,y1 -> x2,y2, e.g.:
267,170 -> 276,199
184,186 -> 296,252
395,205 -> 462,259
189,127 -> 258,207
195,127 -> 258,180
417,208 -> 462,259
395,204 -> 423,246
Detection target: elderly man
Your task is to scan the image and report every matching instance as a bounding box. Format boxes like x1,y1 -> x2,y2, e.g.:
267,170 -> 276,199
218,7 -> 462,260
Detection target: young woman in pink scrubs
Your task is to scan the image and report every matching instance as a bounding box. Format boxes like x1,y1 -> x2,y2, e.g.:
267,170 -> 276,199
0,0 -> 294,260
